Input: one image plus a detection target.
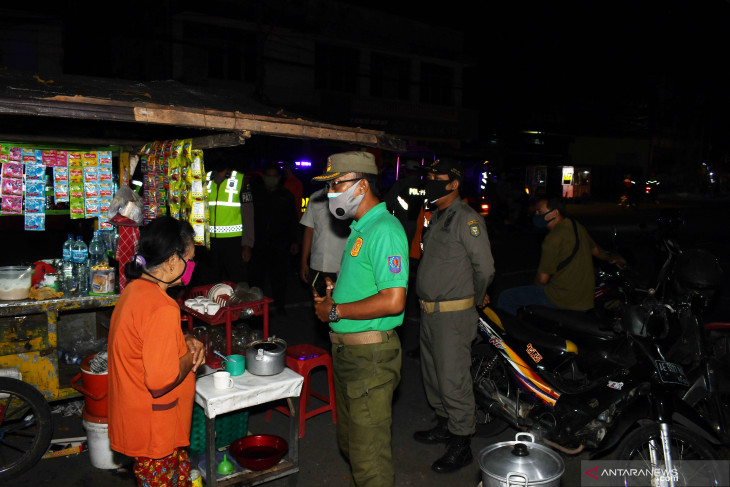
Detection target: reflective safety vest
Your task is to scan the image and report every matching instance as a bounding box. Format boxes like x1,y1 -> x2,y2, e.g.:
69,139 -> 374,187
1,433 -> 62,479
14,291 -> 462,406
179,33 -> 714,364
207,171 -> 244,237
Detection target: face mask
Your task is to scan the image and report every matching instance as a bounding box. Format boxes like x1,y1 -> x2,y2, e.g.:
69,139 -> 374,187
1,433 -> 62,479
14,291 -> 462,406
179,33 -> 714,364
328,180 -> 364,220
533,210 -> 555,229
424,179 -> 452,204
143,254 -> 195,285
263,175 -> 280,190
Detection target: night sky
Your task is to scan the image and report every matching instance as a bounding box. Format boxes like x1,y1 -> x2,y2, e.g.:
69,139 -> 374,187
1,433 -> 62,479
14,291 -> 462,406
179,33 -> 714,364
358,1 -> 730,137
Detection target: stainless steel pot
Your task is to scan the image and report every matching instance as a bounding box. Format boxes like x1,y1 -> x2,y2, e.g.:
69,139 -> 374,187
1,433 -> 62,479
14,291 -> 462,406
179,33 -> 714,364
245,337 -> 287,376
478,433 -> 564,487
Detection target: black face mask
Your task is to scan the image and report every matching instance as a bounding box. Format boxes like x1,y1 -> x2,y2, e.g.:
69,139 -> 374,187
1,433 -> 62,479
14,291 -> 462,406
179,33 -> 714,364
424,179 -> 451,204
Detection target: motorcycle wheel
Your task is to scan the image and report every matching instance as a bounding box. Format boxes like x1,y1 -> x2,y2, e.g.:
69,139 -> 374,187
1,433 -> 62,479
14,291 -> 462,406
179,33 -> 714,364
471,344 -> 510,437
614,423 -> 721,486
0,378 -> 53,481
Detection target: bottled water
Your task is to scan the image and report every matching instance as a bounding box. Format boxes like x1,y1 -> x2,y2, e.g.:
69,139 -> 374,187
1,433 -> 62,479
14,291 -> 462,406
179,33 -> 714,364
72,236 -> 89,295
88,231 -> 107,268
62,234 -> 76,294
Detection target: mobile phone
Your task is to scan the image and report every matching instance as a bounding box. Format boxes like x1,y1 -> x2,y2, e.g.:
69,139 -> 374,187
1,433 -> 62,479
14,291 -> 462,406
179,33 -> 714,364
311,272 -> 328,296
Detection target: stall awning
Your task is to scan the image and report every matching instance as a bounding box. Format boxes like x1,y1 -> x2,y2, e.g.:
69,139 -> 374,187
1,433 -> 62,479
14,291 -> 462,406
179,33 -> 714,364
0,72 -> 405,151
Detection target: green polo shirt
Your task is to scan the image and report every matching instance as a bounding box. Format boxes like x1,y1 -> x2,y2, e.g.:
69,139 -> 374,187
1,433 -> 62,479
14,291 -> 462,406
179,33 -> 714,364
332,202 -> 409,333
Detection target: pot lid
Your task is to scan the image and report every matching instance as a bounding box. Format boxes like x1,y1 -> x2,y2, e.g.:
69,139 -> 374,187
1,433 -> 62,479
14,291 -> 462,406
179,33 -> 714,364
479,433 -> 564,483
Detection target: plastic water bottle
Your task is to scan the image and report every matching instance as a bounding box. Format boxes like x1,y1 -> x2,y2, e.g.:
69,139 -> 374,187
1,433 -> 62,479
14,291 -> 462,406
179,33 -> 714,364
62,234 -> 76,294
88,231 -> 107,268
72,236 -> 89,295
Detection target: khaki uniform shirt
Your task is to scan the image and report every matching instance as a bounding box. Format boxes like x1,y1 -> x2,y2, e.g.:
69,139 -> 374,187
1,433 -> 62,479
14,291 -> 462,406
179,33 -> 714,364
539,218 -> 596,310
416,198 -> 495,303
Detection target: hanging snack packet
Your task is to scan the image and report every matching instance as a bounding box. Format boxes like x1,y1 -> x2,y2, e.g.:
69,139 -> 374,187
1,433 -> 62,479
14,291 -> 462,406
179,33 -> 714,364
42,150 -> 57,167
56,150 -> 68,167
1,195 -> 23,214
54,183 -> 69,204
85,198 -> 100,218
82,152 -> 98,168
25,163 -> 46,180
24,197 -> 45,214
25,180 -> 45,198
1,178 -> 23,197
24,213 -> 45,231
84,166 -> 99,183
84,181 -> 99,198
70,200 -> 85,218
22,148 -> 38,164
2,162 -> 23,179
9,147 -> 22,162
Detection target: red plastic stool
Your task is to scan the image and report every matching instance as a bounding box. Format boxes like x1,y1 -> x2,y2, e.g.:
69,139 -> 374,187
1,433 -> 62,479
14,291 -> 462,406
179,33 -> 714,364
267,344 -> 337,437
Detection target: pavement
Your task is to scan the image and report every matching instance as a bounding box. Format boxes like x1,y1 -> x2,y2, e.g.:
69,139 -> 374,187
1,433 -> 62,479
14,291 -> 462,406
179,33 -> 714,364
5,196 -> 730,486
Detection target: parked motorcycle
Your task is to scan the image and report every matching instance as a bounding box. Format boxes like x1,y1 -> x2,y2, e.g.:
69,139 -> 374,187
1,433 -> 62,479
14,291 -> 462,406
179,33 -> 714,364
472,300 -> 725,485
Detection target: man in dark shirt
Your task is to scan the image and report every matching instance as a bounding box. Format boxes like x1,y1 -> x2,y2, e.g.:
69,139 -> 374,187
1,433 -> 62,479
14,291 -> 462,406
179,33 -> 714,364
497,196 -> 625,315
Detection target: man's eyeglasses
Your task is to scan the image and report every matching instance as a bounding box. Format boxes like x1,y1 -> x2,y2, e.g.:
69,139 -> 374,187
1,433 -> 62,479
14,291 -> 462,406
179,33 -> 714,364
325,178 -> 361,191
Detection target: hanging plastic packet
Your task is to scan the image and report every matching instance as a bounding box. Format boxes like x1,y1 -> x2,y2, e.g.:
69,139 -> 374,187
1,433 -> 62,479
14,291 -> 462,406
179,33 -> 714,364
1,196 -> 22,214
24,213 -> 45,231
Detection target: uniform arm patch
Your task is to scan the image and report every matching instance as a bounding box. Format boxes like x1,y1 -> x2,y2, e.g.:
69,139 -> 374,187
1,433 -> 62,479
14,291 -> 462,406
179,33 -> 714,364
387,255 -> 402,274
468,219 -> 481,237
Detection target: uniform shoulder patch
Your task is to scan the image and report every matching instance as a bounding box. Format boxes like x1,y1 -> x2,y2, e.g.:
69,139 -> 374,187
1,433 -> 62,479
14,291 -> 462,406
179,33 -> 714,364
388,255 -> 402,274
350,237 -> 363,257
468,219 -> 481,237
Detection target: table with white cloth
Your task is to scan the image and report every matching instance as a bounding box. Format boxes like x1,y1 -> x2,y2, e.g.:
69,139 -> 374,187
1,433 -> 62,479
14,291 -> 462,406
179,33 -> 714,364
195,367 -> 304,487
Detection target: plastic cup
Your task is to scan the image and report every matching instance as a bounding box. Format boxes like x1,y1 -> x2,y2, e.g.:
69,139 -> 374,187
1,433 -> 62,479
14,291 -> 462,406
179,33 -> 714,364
223,354 -> 246,376
213,371 -> 233,389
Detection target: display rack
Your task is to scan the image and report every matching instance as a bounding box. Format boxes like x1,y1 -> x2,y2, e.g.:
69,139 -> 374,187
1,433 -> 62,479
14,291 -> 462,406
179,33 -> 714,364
179,281 -> 274,356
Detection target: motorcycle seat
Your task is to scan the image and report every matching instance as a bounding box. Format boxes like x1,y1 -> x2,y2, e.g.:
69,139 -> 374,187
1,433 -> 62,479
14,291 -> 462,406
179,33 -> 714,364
521,305 -> 617,340
491,307 -> 578,356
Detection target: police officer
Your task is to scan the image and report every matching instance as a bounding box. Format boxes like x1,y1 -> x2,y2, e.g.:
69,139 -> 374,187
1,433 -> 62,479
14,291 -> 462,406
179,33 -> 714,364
312,151 -> 408,487
413,158 -> 495,473
194,152 -> 254,286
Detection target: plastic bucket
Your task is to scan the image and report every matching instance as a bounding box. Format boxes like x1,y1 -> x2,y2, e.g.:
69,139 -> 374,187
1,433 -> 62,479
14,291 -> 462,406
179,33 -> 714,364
83,419 -> 127,469
71,353 -> 108,418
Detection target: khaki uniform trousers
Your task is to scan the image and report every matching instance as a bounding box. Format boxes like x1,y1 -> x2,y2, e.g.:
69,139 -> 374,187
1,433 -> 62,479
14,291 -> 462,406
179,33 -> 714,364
419,306 -> 478,436
331,332 -> 401,487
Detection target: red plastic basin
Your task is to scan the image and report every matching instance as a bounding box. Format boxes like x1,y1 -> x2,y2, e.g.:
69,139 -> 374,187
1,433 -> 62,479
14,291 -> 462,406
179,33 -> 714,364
229,434 -> 288,471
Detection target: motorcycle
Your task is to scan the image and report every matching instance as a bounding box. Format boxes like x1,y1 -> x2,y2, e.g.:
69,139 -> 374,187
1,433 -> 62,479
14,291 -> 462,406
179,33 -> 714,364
472,300 -> 725,485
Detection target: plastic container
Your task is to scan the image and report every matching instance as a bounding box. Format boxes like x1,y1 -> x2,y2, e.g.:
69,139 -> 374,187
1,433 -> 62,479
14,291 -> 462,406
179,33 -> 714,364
83,419 -> 126,469
62,234 -> 76,294
72,236 -> 89,295
88,231 -> 107,268
70,353 -> 108,417
89,267 -> 116,295
0,266 -> 33,300
189,403 -> 249,454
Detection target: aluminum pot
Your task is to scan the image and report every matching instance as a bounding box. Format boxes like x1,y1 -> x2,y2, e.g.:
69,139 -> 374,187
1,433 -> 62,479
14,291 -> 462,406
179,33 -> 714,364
245,337 -> 287,376
478,433 -> 564,487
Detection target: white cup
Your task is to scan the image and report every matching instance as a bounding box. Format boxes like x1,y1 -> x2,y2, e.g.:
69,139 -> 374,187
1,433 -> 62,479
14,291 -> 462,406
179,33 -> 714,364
206,303 -> 221,315
213,371 -> 233,389
195,296 -> 207,303
191,303 -> 205,314
184,299 -> 197,308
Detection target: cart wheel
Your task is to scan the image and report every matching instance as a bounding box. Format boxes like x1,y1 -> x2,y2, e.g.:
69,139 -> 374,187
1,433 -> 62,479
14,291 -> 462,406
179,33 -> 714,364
0,377 -> 53,480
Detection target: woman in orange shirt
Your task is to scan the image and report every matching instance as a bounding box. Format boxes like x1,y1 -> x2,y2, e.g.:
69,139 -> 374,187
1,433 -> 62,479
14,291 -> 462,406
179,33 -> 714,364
108,216 -> 206,486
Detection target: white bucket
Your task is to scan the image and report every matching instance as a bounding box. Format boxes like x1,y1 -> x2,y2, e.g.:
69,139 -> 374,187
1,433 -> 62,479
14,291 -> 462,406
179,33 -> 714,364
83,419 -> 127,469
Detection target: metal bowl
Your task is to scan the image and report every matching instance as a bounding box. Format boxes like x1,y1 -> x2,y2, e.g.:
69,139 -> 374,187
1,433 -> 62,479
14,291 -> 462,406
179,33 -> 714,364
229,434 -> 288,471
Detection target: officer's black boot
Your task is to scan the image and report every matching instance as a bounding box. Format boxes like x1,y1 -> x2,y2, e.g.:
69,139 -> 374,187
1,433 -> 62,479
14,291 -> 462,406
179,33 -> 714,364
431,434 -> 473,473
413,415 -> 452,444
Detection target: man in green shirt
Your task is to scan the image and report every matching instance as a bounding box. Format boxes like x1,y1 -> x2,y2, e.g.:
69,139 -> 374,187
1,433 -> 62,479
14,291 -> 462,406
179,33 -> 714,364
313,151 -> 408,487
497,196 -> 625,315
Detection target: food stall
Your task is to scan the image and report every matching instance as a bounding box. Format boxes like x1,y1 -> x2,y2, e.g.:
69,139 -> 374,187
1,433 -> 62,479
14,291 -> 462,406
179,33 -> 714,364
0,71 -> 405,480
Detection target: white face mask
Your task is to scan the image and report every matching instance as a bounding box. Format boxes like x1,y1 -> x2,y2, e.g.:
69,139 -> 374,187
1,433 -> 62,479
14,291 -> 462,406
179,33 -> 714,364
328,180 -> 364,220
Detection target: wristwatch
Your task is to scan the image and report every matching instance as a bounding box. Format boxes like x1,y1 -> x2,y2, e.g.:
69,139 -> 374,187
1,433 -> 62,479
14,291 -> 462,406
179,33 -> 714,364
328,303 -> 340,322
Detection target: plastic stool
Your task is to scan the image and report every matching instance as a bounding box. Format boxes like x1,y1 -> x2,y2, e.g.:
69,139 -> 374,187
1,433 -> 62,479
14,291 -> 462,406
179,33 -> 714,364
266,344 -> 337,437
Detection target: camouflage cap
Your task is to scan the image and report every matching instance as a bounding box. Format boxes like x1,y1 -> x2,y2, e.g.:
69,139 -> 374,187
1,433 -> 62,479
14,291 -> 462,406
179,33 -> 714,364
312,151 -> 378,181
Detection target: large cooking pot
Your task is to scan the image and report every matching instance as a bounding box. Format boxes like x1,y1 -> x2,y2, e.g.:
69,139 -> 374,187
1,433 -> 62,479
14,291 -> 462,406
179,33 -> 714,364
245,337 -> 287,376
479,433 -> 564,487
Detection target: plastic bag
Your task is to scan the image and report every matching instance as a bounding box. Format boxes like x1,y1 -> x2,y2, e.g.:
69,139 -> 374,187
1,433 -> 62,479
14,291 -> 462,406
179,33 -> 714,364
107,185 -> 143,225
